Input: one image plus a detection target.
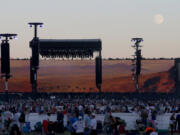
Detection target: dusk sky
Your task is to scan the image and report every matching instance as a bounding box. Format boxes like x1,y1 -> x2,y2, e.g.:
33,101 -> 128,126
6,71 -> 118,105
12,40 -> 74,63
0,0 -> 180,58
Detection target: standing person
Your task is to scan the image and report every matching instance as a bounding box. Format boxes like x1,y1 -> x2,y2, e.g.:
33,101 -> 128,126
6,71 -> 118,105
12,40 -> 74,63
90,113 -> 97,135
19,112 -> 25,134
176,112 -> 180,133
151,109 -> 157,129
57,110 -> 64,123
141,107 -> 148,128
4,109 -> 13,134
72,116 -> 85,135
9,124 -> 21,135
170,113 -> 176,135
69,113 -> 78,135
84,110 -> 91,135
57,110 -> 64,133
145,123 -> 155,135
104,111 -> 111,135
0,111 -> 3,135
149,131 -> 158,135
13,110 -> 21,128
110,116 -> 118,135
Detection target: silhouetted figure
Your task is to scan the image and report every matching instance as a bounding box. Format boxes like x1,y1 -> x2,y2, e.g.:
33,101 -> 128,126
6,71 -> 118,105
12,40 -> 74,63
141,107 -> 148,127
57,110 -> 64,133
10,124 -> 21,135
19,112 -> 25,133
170,113 -> 176,135
176,112 -> 180,133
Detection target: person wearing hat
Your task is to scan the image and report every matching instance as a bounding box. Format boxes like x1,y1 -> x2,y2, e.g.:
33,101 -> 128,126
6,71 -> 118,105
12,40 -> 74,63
72,116 -> 85,135
90,113 -> 97,135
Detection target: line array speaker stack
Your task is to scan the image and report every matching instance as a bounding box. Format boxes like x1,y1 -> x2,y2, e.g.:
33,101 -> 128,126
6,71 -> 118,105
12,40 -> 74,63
96,56 -> 102,92
175,58 -> 180,97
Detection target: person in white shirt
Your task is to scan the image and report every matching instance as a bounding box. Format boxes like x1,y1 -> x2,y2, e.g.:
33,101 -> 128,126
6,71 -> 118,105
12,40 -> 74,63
84,111 -> 91,135
72,116 -> 85,135
78,105 -> 83,112
90,113 -> 97,135
4,110 -> 13,130
150,131 -> 158,135
12,111 -> 21,127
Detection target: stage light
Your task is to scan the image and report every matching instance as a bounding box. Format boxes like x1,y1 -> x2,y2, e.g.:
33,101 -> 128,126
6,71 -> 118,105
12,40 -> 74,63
28,22 -> 44,38
0,34 -> 17,40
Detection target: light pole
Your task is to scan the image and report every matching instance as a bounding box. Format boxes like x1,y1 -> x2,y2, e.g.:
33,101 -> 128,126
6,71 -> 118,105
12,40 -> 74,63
28,22 -> 43,94
131,38 -> 143,93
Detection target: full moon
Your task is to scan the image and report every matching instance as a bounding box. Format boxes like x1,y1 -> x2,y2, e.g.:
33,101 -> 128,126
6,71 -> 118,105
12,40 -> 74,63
154,14 -> 164,24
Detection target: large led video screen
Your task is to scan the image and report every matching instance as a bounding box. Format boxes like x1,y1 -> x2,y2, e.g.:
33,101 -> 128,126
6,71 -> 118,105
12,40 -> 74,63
0,59 -> 175,93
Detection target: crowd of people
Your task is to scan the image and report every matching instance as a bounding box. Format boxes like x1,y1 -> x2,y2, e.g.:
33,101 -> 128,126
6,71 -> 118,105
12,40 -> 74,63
0,93 -> 179,135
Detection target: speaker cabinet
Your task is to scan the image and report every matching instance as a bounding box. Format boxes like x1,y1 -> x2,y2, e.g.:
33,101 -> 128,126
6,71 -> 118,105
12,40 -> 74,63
175,58 -> 180,82
96,57 -> 102,89
136,50 -> 141,75
30,39 -> 39,68
1,42 -> 10,74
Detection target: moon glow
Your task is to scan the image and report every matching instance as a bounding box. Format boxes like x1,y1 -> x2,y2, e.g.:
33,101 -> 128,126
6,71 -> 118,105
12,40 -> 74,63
154,14 -> 164,24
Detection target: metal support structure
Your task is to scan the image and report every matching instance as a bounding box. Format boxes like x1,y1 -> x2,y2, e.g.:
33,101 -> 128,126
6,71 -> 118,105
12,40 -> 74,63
0,33 -> 17,102
131,38 -> 143,93
97,50 -> 102,93
174,58 -> 180,97
28,22 -> 43,39
28,22 -> 102,94
28,22 -> 43,94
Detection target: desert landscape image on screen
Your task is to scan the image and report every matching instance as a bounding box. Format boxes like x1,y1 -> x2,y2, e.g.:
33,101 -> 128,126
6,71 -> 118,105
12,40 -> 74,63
0,59 -> 175,93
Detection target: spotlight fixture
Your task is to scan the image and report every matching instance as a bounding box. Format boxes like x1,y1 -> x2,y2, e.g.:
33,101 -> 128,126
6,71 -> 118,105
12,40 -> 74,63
0,34 -> 17,40
28,22 -> 43,27
28,22 -> 43,38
